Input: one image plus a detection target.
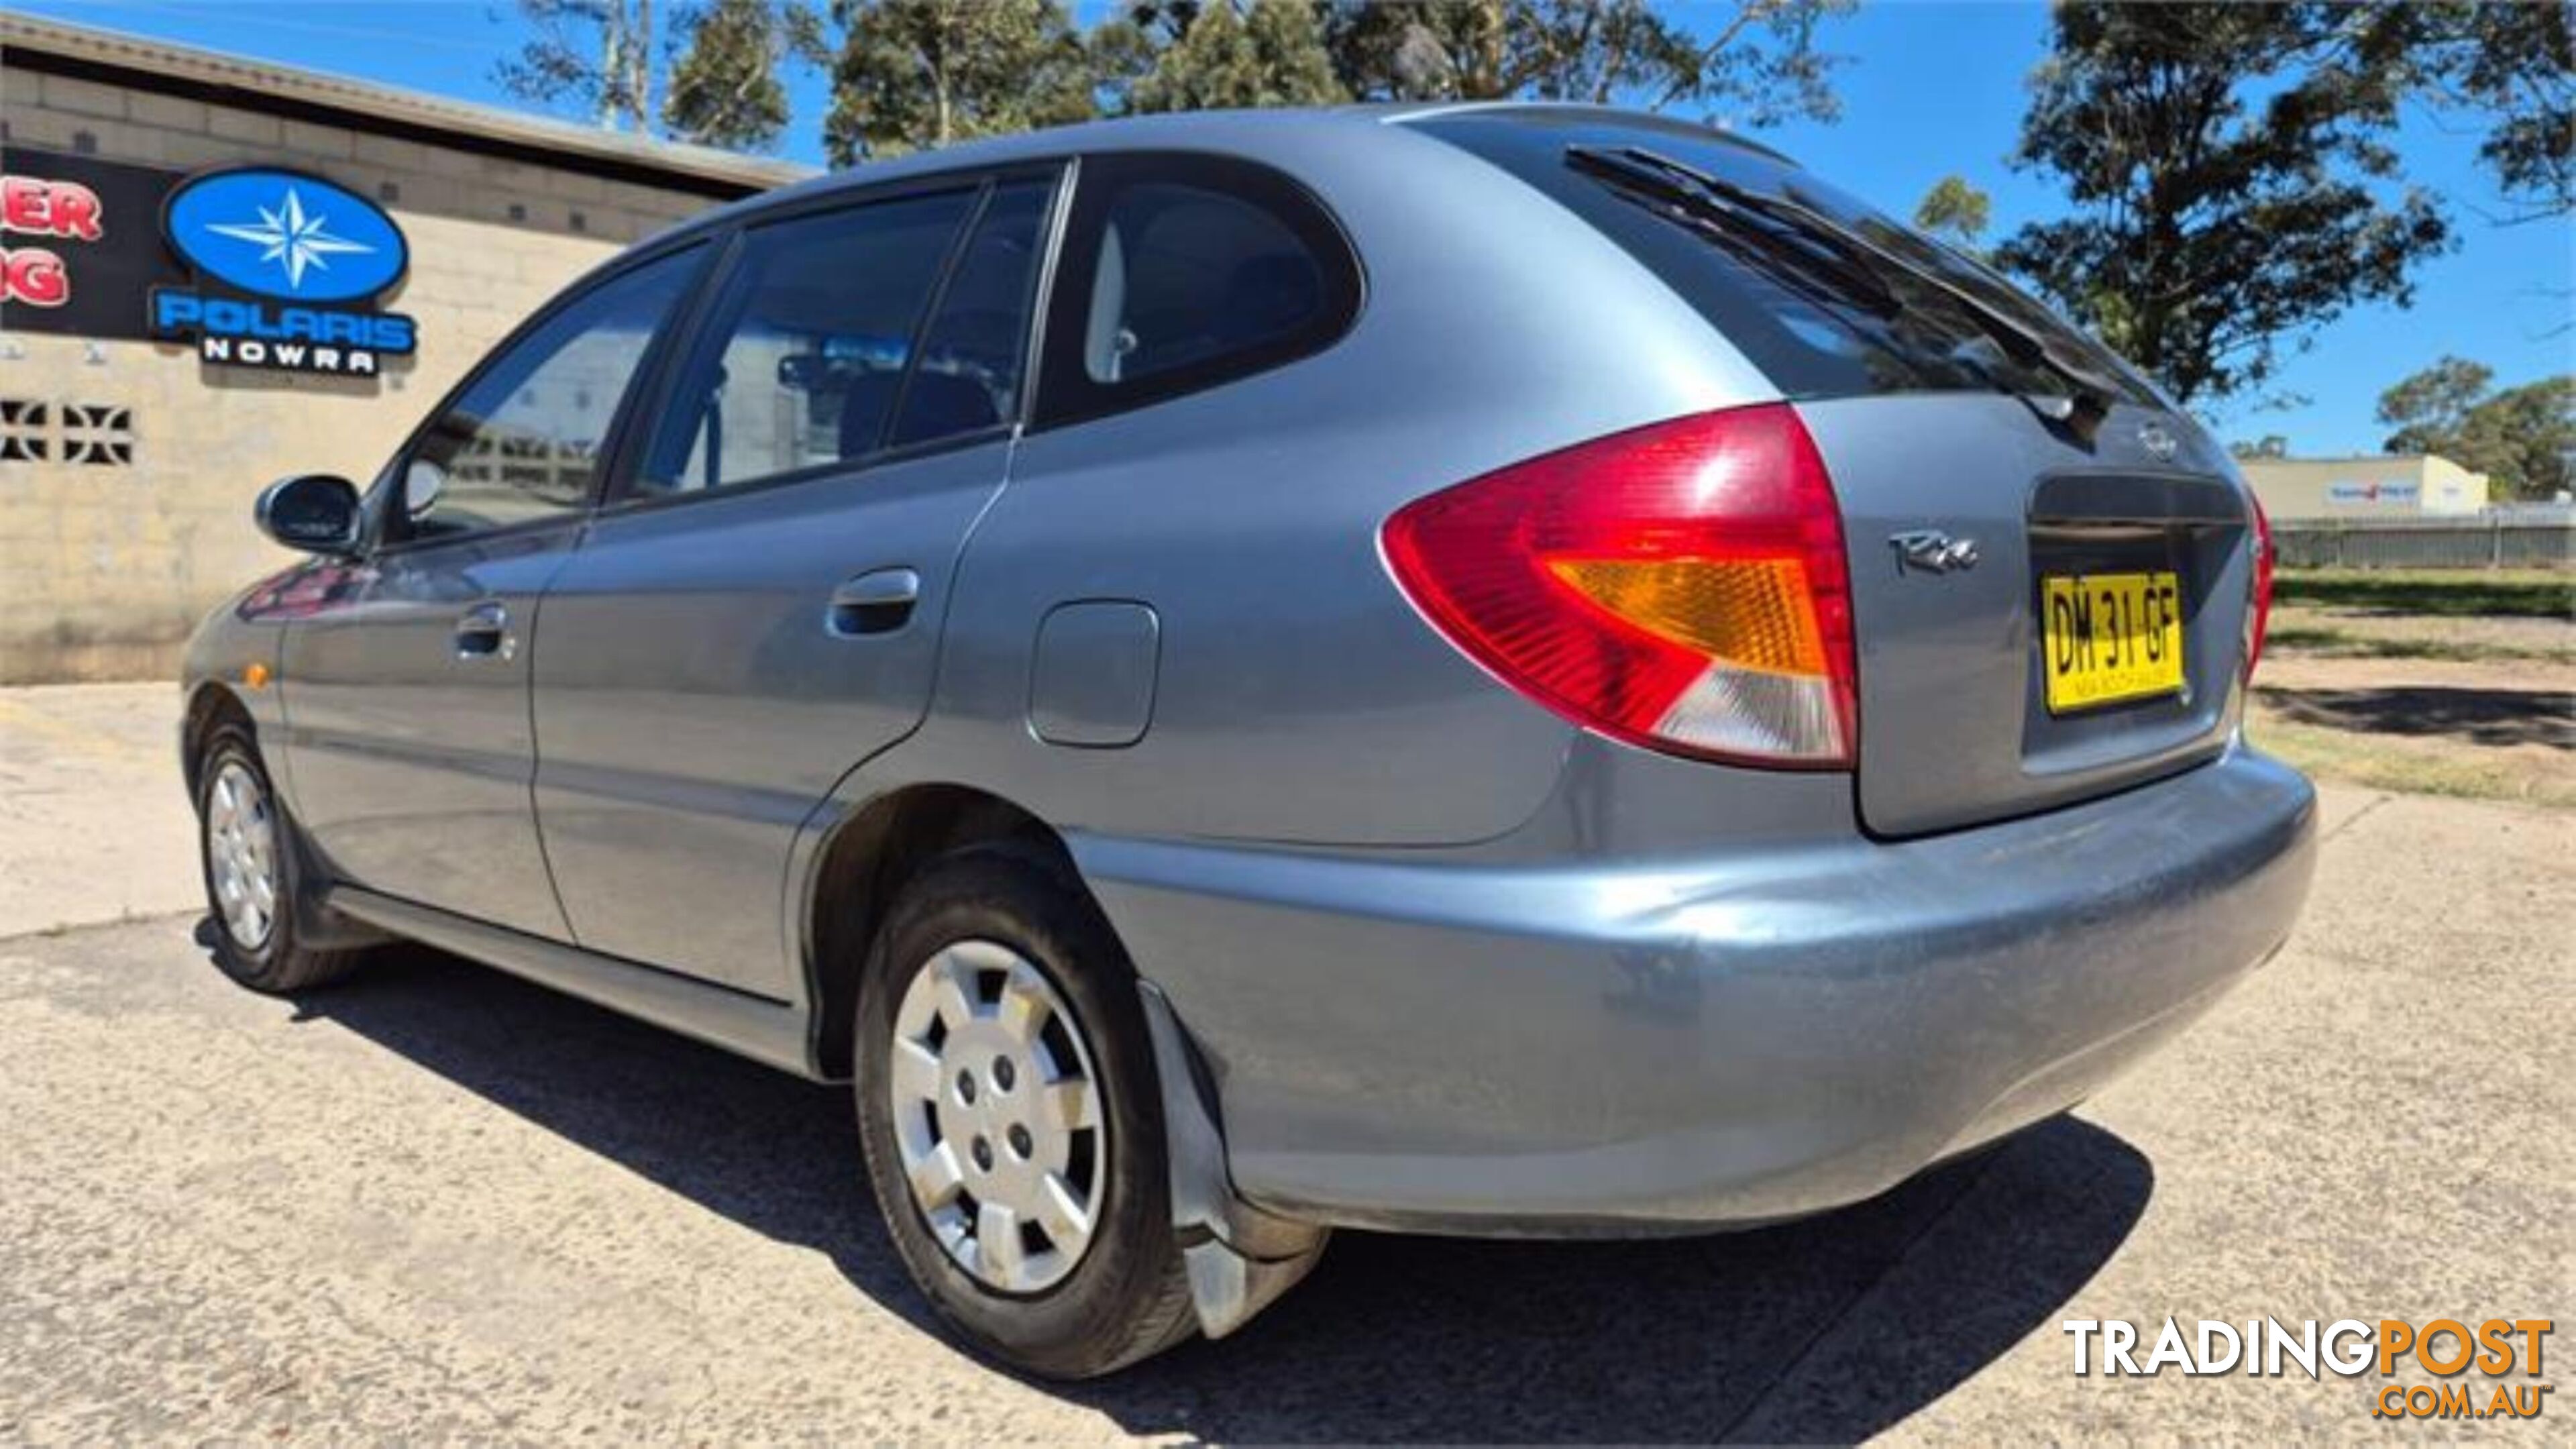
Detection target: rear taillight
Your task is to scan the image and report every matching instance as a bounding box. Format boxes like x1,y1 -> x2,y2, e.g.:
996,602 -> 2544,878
2245,491 -> 2275,682
1382,404 -> 1858,769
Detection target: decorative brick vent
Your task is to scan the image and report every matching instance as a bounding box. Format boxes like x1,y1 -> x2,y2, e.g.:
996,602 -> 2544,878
0,399 -> 48,462
0,400 -> 136,466
59,403 -> 136,466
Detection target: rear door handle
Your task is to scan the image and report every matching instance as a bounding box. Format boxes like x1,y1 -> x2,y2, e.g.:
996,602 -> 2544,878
826,568 -> 921,637
454,600 -> 513,659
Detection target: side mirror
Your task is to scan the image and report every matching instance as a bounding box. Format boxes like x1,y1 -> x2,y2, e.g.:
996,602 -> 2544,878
255,474 -> 363,555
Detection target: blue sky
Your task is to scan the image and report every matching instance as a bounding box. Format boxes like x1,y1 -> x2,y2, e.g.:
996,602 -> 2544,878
19,0 -> 2571,454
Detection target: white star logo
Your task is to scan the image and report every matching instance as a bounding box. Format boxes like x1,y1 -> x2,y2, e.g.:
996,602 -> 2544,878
204,186 -> 374,292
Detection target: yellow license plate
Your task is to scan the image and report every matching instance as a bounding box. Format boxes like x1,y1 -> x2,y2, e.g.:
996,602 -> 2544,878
2041,571 -> 2184,713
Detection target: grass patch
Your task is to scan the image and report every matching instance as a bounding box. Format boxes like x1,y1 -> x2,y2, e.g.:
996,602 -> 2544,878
2273,568 -> 2573,619
2263,623 -> 2569,664
2248,709 -> 2574,808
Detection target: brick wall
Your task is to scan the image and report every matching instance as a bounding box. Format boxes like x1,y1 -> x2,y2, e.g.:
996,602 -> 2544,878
0,66 -> 735,682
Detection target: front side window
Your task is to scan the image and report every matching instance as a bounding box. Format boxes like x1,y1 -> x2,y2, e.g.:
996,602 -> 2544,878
1038,154 -> 1360,429
635,188 -> 984,498
400,246 -> 701,541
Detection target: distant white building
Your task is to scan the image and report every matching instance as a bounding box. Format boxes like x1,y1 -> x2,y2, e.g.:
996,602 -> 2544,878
2235,454 -> 2490,520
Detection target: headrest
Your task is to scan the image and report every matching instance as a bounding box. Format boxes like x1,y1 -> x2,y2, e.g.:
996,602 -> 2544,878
837,371 -> 906,458
888,372 -> 999,447
1216,254 -> 1320,345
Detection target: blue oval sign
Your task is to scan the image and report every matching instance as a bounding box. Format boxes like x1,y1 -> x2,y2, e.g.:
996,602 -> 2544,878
164,169 -> 408,304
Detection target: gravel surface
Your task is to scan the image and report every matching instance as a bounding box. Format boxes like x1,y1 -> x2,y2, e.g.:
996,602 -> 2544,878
1,684 -> 2567,1443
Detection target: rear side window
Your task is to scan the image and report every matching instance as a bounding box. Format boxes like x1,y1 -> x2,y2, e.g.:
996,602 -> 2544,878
892,178 -> 1055,448
635,188 -> 977,498
1037,152 -> 1360,429
1414,111 -> 2151,406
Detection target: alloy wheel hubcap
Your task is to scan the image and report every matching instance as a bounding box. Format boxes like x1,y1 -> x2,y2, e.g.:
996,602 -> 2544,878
205,761 -> 278,950
889,940 -> 1104,1294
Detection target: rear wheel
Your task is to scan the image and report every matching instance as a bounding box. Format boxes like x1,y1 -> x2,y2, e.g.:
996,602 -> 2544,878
194,725 -> 368,993
854,846 -> 1195,1379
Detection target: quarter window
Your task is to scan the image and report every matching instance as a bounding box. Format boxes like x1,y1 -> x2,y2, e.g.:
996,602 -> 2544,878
1038,154 -> 1360,429
636,189 -> 980,498
400,247 -> 700,541
1085,182 -> 1325,384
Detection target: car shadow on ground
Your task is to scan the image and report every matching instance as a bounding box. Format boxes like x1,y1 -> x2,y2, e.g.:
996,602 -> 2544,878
286,941 -> 2152,1444
2262,685 -> 2573,749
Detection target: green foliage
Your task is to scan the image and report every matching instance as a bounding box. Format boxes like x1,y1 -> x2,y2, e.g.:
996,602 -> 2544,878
824,0 -> 1097,162
1320,0 -> 1851,125
1087,2 -> 1195,117
2370,1 -> 2574,221
663,0 -> 827,151
1322,0 -> 1498,101
496,0 -> 659,131
2461,378 -> 2576,502
2231,435 -> 2290,460
1123,1 -> 1346,115
2376,356 -> 2496,447
2378,359 -> 2575,502
2447,3 -> 2575,220
1990,3 -> 2453,405
816,0 -> 1856,166
1911,174 -> 1990,246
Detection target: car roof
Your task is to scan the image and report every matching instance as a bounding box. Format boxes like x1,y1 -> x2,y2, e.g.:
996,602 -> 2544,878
667,103 -> 1799,242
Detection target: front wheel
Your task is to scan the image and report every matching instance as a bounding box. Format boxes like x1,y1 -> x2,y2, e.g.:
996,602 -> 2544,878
194,724 -> 368,993
853,846 -> 1195,1379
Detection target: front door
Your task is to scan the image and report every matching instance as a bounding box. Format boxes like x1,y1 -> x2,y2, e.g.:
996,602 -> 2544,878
532,174 -> 1060,995
280,247 -> 704,938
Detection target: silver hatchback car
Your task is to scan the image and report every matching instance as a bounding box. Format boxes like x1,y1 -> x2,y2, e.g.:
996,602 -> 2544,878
183,105 -> 2316,1377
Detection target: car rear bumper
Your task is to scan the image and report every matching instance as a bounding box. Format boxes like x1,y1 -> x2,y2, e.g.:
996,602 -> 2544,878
1075,744 -> 2316,1235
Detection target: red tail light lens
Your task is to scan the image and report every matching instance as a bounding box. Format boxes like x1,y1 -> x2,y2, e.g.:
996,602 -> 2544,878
2245,490 -> 2275,682
1382,404 -> 1858,768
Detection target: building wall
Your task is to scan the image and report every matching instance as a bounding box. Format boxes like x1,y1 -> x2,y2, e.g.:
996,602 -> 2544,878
2239,454 -> 2491,521
0,66 -> 730,682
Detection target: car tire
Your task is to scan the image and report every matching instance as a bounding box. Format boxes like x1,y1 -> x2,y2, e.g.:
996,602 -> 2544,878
854,844 -> 1197,1379
194,724 -> 368,994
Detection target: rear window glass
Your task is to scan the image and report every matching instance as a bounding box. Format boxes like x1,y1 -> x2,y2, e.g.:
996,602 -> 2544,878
1413,111 -> 2153,406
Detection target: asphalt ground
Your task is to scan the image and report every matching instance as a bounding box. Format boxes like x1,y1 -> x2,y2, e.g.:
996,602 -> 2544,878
1,683 -> 2567,1442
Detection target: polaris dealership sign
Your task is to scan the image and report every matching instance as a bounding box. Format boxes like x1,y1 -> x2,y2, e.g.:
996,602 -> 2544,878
150,168 -> 417,375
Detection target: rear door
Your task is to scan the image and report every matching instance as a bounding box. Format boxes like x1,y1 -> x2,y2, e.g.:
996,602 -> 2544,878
280,247 -> 704,936
530,170 -> 1061,995
1415,111 -> 2257,835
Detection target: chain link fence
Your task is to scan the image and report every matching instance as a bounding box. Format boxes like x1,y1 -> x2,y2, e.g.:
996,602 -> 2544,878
2271,509 -> 2574,570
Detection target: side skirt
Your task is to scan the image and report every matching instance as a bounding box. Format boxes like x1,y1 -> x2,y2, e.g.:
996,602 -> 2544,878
325,885 -> 823,1080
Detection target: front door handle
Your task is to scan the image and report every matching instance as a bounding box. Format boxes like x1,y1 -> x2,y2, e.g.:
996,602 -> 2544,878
454,600 -> 513,659
826,568 -> 921,637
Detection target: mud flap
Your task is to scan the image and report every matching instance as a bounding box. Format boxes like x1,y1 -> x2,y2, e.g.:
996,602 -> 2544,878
1137,980 -> 1329,1339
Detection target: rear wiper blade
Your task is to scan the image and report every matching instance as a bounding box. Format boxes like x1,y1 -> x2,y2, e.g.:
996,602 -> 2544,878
1567,144 -> 2123,432
1566,144 -> 1906,323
